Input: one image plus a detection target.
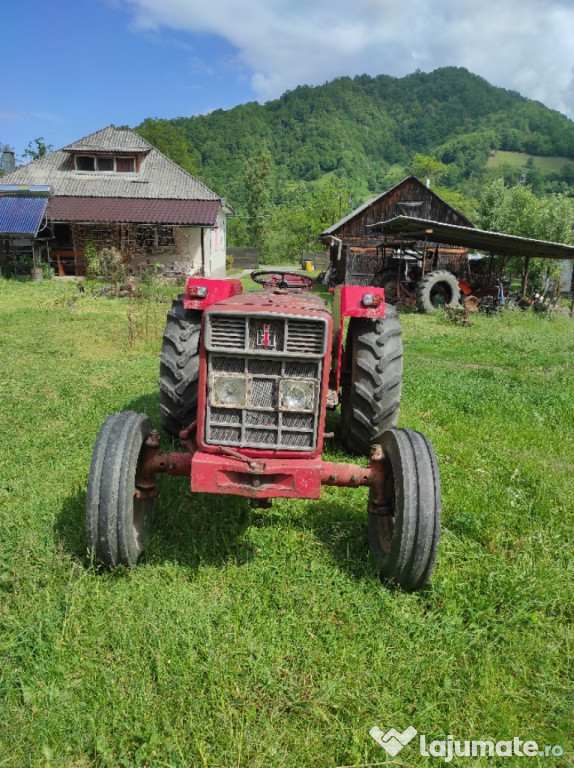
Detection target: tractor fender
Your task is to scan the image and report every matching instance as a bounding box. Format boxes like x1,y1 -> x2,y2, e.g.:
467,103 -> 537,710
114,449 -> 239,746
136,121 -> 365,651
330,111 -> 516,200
331,285 -> 387,390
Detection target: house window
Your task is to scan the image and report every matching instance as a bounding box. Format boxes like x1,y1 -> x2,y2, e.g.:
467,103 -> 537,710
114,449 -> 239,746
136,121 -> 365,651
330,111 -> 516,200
97,157 -> 114,172
74,155 -> 136,173
76,156 -> 96,171
116,157 -> 135,173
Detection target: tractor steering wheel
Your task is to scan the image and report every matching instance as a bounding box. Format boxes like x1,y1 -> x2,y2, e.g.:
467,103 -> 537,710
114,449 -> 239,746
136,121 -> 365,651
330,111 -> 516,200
250,270 -> 314,291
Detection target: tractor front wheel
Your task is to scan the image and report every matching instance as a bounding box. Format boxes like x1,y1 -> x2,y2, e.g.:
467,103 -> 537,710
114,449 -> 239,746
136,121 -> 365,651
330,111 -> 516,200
369,428 -> 441,591
86,411 -> 156,567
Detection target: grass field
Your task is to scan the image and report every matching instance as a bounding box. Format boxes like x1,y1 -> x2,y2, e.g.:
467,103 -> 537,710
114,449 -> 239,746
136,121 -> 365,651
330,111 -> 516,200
0,277 -> 572,767
486,151 -> 574,175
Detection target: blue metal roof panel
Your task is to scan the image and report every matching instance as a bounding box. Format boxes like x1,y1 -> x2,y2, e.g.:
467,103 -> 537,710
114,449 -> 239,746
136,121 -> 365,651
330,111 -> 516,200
0,196 -> 48,235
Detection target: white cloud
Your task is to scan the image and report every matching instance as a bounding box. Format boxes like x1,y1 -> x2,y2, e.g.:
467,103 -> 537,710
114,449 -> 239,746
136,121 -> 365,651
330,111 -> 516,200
122,0 -> 574,118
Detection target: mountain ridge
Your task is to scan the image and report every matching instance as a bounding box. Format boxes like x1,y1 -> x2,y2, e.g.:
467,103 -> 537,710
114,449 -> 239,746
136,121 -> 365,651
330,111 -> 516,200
135,66 -> 574,206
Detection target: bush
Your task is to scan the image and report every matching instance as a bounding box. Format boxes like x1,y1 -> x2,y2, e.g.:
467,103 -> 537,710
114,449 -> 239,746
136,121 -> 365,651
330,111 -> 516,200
40,262 -> 53,280
85,245 -> 128,289
85,241 -> 99,281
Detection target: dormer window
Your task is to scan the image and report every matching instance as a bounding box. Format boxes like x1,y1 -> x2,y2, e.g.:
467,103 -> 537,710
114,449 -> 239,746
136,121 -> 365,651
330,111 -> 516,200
74,155 -> 136,173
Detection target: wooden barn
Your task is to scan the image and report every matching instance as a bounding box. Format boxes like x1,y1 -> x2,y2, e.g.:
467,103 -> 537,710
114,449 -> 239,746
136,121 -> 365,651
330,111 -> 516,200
319,175 -> 473,286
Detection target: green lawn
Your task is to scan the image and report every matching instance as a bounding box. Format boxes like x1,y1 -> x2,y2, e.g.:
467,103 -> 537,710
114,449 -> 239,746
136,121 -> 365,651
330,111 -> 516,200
486,151 -> 574,175
0,278 -> 572,767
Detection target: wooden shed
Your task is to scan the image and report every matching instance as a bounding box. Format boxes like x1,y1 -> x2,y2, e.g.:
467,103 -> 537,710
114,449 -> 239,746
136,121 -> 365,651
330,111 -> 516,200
319,175 -> 473,286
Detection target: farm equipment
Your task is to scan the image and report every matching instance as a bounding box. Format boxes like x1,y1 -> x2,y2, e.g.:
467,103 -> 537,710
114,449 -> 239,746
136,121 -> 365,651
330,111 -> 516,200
374,264 -> 463,313
86,271 -> 441,591
373,260 -> 514,314
324,244 -> 466,314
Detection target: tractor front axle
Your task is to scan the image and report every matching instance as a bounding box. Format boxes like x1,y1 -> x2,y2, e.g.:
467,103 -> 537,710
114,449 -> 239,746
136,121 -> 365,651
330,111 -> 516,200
134,432 -> 389,507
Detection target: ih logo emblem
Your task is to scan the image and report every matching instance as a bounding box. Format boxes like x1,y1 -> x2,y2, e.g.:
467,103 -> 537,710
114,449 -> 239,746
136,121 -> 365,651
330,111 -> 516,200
257,323 -> 276,348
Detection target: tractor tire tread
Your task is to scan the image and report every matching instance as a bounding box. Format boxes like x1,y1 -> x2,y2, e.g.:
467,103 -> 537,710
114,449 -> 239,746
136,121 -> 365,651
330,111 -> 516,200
86,411 -> 155,568
416,270 -> 461,313
368,427 -> 441,591
341,307 -> 403,455
158,298 -> 201,438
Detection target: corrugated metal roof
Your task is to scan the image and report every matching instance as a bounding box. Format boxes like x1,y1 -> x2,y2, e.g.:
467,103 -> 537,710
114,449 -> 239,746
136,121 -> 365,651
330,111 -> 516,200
368,216 -> 574,261
62,125 -> 152,153
0,196 -> 48,235
320,193 -> 381,237
48,197 -> 221,226
2,126 -> 220,202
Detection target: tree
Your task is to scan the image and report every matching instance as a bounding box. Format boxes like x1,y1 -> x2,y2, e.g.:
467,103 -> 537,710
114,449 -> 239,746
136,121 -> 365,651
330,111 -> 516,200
136,119 -> 201,177
266,176 -> 354,264
432,185 -> 478,221
478,179 -> 573,242
478,179 -> 574,292
135,67 -> 574,211
411,154 -> 449,186
23,137 -> 53,161
244,145 -> 273,256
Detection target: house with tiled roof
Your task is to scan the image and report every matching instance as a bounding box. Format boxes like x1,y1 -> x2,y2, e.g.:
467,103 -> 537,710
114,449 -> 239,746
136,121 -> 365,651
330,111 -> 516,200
0,125 -> 232,277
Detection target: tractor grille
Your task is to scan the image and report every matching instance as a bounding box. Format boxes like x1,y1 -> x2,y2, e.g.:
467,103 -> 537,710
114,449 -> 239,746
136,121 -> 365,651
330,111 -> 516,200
204,312 -> 326,451
207,313 -> 327,357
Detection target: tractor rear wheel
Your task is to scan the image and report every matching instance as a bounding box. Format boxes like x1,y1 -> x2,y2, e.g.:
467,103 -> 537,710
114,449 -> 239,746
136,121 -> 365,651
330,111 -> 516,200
341,308 -> 403,455
416,269 -> 461,313
374,269 -> 399,304
159,296 -> 201,438
86,411 -> 156,567
368,428 -> 441,591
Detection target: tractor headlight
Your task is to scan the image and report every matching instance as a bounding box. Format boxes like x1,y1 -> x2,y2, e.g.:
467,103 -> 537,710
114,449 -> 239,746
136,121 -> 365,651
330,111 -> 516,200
279,379 -> 315,412
362,292 -> 383,307
211,375 -> 248,407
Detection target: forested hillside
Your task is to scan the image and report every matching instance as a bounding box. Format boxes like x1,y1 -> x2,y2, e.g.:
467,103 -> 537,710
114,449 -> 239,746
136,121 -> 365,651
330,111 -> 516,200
135,66 -> 574,259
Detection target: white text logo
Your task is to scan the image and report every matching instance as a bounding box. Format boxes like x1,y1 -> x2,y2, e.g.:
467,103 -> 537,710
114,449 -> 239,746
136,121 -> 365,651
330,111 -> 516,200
370,726 -> 564,762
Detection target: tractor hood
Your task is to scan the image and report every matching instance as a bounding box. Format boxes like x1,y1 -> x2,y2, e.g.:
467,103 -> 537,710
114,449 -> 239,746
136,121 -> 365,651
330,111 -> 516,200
204,290 -> 330,319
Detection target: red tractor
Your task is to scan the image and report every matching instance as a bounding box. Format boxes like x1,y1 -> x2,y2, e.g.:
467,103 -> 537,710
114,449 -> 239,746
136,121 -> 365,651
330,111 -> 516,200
86,270 -> 441,591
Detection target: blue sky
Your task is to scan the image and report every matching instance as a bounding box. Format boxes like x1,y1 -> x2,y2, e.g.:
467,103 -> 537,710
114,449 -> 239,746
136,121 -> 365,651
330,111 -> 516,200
2,0 -> 574,161
2,0 -> 252,158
